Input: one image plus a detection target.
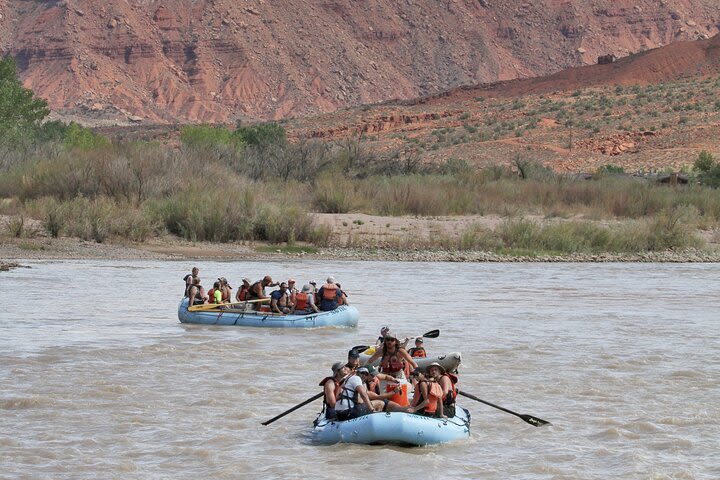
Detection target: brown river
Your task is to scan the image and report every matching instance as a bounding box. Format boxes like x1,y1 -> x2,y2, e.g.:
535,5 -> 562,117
1,260 -> 719,479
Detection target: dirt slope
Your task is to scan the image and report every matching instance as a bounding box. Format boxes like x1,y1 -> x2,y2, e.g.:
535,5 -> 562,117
1,0 -> 718,123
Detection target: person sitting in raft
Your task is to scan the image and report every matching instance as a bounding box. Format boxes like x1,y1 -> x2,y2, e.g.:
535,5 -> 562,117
208,280 -> 223,304
427,362 -> 458,418
320,362 -> 350,421
365,331 -> 417,381
293,284 -> 320,314
335,283 -> 349,306
356,366 -> 403,412
318,277 -> 342,311
408,337 -> 427,358
333,362 -> 375,420
218,277 -> 232,303
247,275 -> 276,308
183,267 -> 199,296
235,278 -> 251,302
376,326 -> 390,346
270,282 -> 291,314
187,276 -> 207,306
405,368 -> 445,418
287,278 -> 298,306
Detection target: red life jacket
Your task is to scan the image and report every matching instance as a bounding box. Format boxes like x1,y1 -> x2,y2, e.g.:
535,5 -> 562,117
319,377 -> 342,407
238,286 -> 249,301
295,292 -> 309,311
442,373 -> 458,405
321,283 -> 338,300
380,351 -> 404,373
207,288 -> 218,303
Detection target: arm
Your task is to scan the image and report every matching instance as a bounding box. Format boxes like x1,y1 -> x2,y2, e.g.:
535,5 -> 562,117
399,349 -> 418,369
366,349 -> 382,364
324,382 -> 337,408
439,376 -> 452,398
376,373 -> 398,383
188,286 -> 197,305
356,384 -> 373,408
309,295 -> 320,313
408,382 -> 429,412
270,297 -> 282,314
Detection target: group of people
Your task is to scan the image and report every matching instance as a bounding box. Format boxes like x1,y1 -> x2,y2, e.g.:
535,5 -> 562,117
183,267 -> 349,315
320,329 -> 457,422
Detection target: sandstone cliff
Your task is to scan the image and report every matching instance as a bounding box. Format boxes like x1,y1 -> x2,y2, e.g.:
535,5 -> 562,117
1,0 -> 718,123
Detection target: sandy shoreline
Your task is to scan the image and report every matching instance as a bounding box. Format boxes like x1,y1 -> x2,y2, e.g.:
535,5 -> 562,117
2,235 -> 720,271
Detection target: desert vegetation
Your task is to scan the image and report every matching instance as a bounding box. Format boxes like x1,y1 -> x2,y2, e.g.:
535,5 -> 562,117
2,57 -> 720,256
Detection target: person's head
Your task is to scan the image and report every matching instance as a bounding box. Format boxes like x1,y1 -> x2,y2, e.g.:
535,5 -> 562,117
380,326 -> 390,336
219,277 -> 230,288
427,362 -> 446,379
213,281 -> 221,289
383,331 -> 399,350
357,366 -> 374,381
192,276 -> 201,285
192,267 -> 199,275
326,276 -> 336,284
409,368 -> 426,381
331,361 -> 349,378
301,284 -> 313,293
347,350 -> 360,368
279,282 -> 288,291
262,275 -> 273,285
242,278 -> 251,286
415,337 -> 424,346
288,279 -> 296,288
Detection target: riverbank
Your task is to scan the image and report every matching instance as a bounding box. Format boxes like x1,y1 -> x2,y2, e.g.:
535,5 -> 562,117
2,234 -> 720,264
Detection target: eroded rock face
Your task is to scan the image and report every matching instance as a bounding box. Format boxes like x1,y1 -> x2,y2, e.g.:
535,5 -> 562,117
2,0 -> 718,123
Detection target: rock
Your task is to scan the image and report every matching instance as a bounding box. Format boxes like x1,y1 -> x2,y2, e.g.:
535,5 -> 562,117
577,47 -> 586,54
90,103 -> 104,111
128,115 -> 143,122
107,18 -> 118,29
246,7 -> 260,15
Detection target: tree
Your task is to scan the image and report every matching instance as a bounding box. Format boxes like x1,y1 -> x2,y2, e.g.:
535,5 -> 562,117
0,57 -> 50,145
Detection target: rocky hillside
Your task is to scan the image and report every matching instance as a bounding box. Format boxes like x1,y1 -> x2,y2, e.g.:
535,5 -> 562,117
1,0 -> 718,123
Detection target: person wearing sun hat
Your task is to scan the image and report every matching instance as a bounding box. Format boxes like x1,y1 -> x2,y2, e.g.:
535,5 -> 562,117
427,362 -> 458,418
321,361 -> 374,421
364,330 -> 418,381
235,278 -> 251,302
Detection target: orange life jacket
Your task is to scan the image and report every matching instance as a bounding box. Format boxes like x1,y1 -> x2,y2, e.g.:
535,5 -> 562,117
321,283 -> 338,300
425,382 -> 444,414
410,347 -> 427,358
295,292 -> 309,311
380,351 -> 404,373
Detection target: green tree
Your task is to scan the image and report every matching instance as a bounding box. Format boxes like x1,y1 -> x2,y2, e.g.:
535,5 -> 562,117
694,150 -> 720,188
0,57 -> 50,145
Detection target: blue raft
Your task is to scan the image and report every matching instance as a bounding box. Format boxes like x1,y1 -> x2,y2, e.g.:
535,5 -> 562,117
311,408 -> 471,446
177,298 -> 360,328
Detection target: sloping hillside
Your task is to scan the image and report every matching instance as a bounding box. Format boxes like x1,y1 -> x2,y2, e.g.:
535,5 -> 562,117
1,0 -> 718,123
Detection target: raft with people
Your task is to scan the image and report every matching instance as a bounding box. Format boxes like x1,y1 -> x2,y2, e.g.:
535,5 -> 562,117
178,297 -> 360,328
311,404 -> 471,446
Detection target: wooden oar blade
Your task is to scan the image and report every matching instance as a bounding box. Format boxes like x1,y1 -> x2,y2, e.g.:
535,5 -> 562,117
520,414 -> 552,427
423,329 -> 440,338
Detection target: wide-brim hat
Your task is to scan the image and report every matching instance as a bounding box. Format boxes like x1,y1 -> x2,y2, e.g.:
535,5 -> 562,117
426,362 -> 446,374
331,361 -> 345,374
383,331 -> 398,340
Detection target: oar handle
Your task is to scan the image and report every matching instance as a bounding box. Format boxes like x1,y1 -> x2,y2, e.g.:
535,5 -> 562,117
261,392 -> 323,426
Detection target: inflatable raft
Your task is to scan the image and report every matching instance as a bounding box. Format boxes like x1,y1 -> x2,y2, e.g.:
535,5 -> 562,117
311,407 -> 471,446
359,347 -> 462,373
177,298 -> 359,328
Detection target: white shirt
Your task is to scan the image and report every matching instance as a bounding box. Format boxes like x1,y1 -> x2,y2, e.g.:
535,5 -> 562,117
336,375 -> 362,411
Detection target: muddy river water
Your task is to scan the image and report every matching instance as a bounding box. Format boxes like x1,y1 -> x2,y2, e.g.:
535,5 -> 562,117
1,260 -> 718,479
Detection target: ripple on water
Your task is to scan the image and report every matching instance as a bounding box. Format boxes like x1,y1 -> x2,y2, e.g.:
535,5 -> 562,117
0,395 -> 55,410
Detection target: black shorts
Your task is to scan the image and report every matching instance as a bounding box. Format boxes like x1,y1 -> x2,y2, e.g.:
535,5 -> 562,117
336,404 -> 371,421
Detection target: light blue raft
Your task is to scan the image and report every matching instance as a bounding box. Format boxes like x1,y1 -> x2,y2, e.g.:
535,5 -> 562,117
311,408 -> 471,446
177,298 -> 360,328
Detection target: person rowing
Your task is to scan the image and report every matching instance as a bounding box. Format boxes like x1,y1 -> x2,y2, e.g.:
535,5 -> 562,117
365,330 -> 417,381
247,275 -> 276,309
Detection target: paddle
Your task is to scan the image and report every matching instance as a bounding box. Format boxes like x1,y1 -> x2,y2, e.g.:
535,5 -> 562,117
188,298 -> 270,312
458,390 -> 551,427
261,392 -> 323,426
351,329 -> 441,355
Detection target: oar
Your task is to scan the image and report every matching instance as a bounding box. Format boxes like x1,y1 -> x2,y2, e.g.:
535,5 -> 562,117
458,390 -> 551,427
351,330 -> 440,355
188,298 -> 270,312
261,392 -> 323,426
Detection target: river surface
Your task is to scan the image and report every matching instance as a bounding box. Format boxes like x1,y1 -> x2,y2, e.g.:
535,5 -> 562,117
1,260 -> 719,479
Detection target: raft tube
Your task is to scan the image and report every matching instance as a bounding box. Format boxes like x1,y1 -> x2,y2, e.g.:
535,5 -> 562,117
311,408 -> 471,446
359,348 -> 462,373
177,298 -> 359,328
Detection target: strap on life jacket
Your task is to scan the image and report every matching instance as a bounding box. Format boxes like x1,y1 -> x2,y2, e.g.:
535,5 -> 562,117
319,377 -> 342,407
380,351 -> 404,373
442,373 -> 458,404
295,292 -> 309,311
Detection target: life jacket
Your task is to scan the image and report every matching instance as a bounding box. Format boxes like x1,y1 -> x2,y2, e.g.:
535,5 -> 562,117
207,288 -> 217,303
425,382 -> 444,414
410,347 -> 427,358
441,373 -> 458,406
321,283 -> 338,300
411,381 -> 427,408
319,377 -> 342,408
183,274 -> 192,296
295,292 -> 309,311
237,286 -> 249,301
380,350 -> 404,374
